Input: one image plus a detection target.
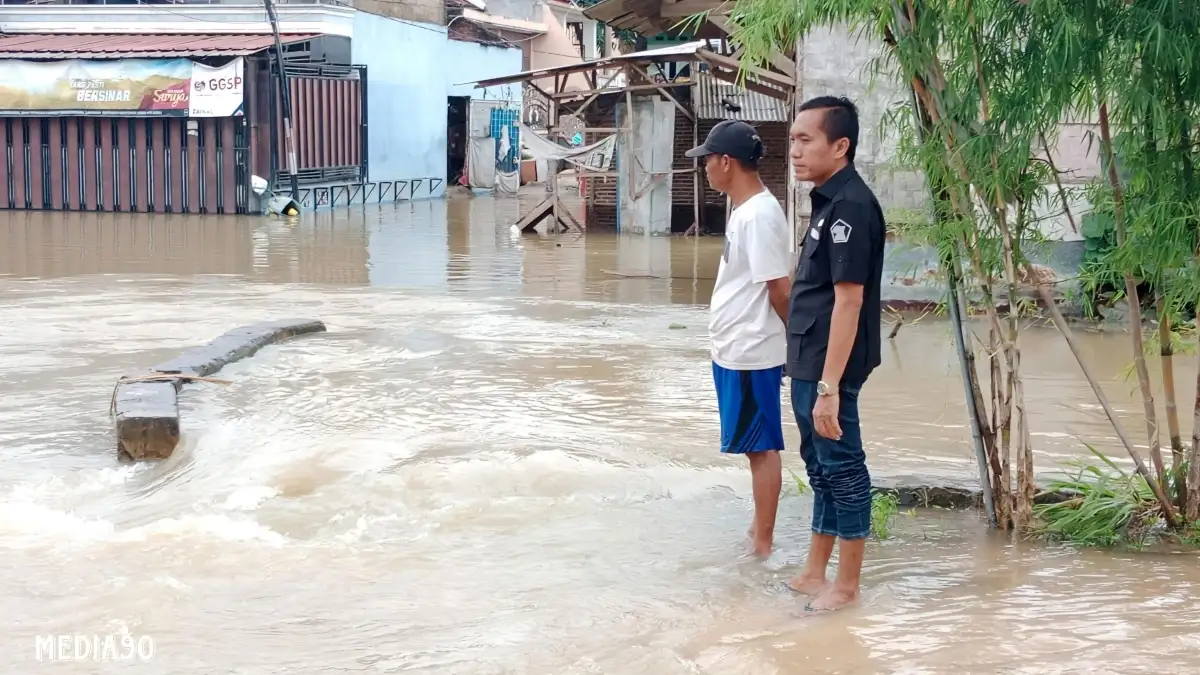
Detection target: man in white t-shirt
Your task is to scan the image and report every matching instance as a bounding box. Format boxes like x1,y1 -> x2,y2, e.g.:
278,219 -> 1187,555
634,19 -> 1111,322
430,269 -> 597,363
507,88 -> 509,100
685,120 -> 793,558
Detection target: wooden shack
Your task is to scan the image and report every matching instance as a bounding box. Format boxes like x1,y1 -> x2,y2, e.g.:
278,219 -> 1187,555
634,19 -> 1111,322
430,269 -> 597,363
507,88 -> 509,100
472,38 -> 794,236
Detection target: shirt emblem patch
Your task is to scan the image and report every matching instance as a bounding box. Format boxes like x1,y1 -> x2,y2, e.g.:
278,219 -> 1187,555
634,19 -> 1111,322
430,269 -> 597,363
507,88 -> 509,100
830,219 -> 852,244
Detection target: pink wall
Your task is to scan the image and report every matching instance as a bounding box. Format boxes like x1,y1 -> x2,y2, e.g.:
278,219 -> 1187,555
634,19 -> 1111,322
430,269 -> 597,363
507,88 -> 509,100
529,5 -> 590,91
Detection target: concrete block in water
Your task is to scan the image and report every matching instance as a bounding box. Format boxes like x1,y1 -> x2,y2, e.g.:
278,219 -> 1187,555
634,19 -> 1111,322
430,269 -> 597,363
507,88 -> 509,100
113,381 -> 180,460
113,319 -> 327,461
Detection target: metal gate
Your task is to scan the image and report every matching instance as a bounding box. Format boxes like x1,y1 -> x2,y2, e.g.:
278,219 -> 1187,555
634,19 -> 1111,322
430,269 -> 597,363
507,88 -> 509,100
272,63 -> 367,186
0,116 -> 248,214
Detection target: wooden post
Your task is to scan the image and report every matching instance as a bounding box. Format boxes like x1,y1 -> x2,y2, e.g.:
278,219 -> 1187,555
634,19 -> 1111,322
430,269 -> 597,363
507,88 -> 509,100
789,38 -> 805,253
552,165 -> 562,233
691,110 -> 701,236
624,65 -> 636,223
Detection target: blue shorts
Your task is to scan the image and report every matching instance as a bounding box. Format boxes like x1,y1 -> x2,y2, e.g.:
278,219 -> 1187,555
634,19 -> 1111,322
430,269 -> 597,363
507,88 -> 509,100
712,362 -> 785,454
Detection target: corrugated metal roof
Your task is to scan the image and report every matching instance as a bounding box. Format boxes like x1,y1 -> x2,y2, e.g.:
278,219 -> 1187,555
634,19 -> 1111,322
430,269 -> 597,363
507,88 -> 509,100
693,70 -> 789,122
0,33 -> 320,59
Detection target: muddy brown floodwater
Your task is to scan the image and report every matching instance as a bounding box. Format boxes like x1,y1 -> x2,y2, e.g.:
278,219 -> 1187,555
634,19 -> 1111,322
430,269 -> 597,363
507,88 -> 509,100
1,195 -> 1198,674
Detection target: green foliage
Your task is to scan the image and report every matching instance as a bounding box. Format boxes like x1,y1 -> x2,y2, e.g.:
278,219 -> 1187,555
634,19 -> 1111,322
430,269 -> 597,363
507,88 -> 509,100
1033,446 -> 1161,548
1033,447 -> 1200,549
871,490 -> 901,539
1080,209 -> 1116,280
723,0 -> 1200,320
789,468 -> 810,495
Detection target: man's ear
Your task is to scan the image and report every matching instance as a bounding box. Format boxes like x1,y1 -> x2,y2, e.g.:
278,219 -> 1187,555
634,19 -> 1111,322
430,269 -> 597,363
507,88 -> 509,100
832,137 -> 850,160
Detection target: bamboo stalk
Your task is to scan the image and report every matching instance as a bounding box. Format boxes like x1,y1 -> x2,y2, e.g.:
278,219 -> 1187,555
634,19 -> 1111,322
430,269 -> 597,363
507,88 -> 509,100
1155,295 -> 1184,508
1040,131 -> 1078,234
967,12 -> 1032,528
1097,99 -> 1168,492
908,62 -> 1016,528
1189,299 -> 1200,521
1033,279 -> 1177,526
907,80 -> 997,527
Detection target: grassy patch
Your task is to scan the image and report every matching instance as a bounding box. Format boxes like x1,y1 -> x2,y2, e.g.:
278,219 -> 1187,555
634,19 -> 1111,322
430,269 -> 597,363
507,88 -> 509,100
1031,446 -> 1193,549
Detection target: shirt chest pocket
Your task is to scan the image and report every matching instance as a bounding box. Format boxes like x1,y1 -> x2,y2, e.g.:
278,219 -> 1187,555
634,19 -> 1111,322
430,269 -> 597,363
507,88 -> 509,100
795,221 -> 831,283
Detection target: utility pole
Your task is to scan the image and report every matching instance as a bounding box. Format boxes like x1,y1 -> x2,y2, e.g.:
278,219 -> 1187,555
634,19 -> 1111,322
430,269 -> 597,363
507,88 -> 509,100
263,0 -> 299,199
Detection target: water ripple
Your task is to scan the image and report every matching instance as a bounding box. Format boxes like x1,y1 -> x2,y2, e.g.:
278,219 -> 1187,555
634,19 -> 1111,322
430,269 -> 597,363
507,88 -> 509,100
2,203 -> 1200,674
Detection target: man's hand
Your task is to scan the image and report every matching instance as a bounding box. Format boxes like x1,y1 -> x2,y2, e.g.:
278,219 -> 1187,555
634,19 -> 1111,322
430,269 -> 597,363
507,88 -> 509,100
765,276 -> 791,324
813,393 -> 842,440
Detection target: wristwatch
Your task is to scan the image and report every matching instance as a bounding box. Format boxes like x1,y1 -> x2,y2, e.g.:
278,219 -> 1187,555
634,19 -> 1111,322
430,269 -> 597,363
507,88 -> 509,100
817,380 -> 837,397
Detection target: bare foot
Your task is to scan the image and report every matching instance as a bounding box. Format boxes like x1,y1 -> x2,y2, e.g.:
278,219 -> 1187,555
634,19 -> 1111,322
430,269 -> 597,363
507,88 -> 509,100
786,574 -> 827,595
805,584 -> 860,612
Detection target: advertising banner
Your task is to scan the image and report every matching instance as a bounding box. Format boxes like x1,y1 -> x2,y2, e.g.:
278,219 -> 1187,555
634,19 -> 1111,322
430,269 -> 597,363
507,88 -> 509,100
0,57 -> 244,117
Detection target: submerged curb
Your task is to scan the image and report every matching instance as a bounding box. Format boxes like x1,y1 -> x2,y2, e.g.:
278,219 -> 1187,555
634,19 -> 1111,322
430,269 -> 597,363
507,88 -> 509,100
873,475 -> 1076,511
112,319 -> 327,461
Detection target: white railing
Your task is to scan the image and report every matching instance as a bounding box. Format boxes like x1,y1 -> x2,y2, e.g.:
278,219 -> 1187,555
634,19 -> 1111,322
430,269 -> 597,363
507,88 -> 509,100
0,0 -> 355,36
0,1 -> 350,5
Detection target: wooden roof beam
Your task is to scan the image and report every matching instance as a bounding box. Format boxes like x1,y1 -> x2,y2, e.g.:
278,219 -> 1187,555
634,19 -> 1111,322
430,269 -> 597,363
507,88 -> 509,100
703,65 -> 790,102
658,0 -> 726,18
698,49 -> 795,88
707,14 -> 797,79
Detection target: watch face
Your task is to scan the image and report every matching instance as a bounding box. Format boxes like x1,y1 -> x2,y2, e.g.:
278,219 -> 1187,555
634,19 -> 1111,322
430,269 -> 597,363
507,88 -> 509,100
817,381 -> 829,395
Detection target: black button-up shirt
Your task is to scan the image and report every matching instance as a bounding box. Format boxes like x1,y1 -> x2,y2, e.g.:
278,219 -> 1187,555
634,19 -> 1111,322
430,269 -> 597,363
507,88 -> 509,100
786,165 -> 886,386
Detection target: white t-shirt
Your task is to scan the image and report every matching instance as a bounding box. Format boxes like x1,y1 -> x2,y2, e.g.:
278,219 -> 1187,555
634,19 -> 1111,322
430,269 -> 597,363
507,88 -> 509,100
709,189 -> 791,370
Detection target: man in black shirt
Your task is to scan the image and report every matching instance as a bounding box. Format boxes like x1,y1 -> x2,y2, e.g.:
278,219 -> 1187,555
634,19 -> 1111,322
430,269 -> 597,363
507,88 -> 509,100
784,96 -> 885,613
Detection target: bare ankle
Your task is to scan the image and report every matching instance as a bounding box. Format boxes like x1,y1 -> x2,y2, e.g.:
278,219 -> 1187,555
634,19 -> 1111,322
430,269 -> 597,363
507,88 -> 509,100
787,572 -> 827,594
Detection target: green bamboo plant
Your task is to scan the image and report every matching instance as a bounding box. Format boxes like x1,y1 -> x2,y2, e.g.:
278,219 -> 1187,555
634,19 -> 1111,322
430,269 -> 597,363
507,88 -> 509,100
1080,0 -> 1200,520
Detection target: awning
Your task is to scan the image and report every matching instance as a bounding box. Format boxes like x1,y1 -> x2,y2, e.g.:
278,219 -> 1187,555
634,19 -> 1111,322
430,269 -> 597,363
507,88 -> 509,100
459,8 -> 547,35
693,70 -> 789,122
465,40 -> 710,88
580,0 -> 725,35
0,33 -> 321,59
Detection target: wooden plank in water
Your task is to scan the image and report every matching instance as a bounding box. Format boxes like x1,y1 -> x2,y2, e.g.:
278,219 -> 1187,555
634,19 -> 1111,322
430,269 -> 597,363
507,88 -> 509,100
515,195 -> 555,233
113,319 -> 327,461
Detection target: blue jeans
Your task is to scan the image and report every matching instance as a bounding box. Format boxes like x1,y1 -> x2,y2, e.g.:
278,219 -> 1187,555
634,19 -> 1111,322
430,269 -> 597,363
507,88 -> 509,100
790,379 -> 872,540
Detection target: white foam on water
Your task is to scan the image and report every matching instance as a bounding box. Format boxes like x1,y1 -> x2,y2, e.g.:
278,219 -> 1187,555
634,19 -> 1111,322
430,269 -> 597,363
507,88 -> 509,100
0,498 -> 116,546
220,486 -> 282,511
0,491 -> 288,550
113,514 -> 287,547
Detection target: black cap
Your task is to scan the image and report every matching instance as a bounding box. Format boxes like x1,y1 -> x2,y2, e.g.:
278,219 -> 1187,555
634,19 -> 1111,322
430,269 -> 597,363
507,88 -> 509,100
684,120 -> 764,163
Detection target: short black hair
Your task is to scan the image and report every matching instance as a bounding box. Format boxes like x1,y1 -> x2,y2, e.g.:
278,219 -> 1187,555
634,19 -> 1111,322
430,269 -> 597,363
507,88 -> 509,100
734,153 -> 761,172
730,126 -> 763,172
797,96 -> 859,162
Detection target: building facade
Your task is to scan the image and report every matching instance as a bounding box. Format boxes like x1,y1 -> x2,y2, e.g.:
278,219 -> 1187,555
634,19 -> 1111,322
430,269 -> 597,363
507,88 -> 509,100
0,0 -> 567,214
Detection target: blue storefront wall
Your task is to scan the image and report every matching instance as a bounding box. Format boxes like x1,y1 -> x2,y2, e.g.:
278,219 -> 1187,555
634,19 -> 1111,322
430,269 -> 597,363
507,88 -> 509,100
351,12 -> 522,200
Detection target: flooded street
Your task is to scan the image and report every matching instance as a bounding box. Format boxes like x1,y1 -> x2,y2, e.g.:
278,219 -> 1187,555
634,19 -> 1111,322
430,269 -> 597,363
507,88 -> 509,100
1,195 -> 1198,674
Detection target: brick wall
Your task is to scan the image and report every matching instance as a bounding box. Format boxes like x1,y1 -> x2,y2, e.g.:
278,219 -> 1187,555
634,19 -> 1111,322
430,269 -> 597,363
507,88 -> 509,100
583,98 -> 619,230
755,121 -> 790,203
